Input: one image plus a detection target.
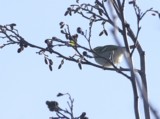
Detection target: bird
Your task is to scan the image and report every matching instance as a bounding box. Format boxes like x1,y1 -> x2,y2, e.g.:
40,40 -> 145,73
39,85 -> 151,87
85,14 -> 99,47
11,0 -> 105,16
92,45 -> 128,67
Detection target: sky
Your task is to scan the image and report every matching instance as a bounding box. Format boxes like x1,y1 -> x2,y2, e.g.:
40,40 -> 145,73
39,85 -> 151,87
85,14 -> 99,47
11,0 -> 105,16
0,0 -> 160,119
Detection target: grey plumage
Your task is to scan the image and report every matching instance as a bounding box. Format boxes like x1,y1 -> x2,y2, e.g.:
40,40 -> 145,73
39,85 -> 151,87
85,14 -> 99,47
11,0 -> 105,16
92,45 -> 127,67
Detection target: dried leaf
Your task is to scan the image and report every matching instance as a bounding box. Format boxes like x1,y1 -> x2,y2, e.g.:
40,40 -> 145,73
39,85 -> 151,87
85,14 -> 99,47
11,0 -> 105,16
72,34 -> 78,40
60,24 -> 65,29
152,13 -> 156,16
57,93 -> 64,97
99,31 -> 104,36
64,11 -> 69,16
80,112 -> 86,119
46,101 -> 59,112
10,23 -> 16,30
78,63 -> 82,70
49,65 -> 52,71
49,59 -> 53,65
76,0 -> 79,3
98,9 -> 103,16
77,27 -> 82,34
102,21 -> 106,25
67,7 -> 71,11
83,51 -> 87,56
61,59 -> 64,65
58,59 -> 64,69
98,10 -> 102,16
58,64 -> 62,69
78,59 -> 82,70
17,48 -> 22,53
60,30 -> 65,34
81,31 -> 84,35
44,57 -> 48,64
24,44 -> 28,48
44,39 -> 49,44
95,0 -> 103,7
89,20 -> 93,26
59,22 -> 64,26
69,11 -> 72,16
19,42 -> 23,47
128,1 -> 135,5
104,29 -> 108,36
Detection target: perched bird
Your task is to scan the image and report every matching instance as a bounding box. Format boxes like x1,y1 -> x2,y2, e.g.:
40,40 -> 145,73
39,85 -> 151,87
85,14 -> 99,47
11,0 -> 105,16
92,45 -> 128,67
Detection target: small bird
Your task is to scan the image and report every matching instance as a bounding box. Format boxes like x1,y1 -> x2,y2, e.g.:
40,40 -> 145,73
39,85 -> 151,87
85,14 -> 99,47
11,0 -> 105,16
92,45 -> 128,67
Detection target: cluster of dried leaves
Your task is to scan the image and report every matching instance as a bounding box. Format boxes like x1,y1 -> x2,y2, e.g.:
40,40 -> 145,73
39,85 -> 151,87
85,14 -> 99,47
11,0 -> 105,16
46,93 -> 88,119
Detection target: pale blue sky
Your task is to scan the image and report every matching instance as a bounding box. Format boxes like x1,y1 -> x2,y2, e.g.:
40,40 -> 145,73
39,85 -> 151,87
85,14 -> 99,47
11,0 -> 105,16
0,0 -> 160,119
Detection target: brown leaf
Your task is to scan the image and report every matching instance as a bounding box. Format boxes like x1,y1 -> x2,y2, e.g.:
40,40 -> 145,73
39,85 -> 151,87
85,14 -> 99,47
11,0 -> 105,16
60,30 -> 65,34
76,0 -> 79,3
99,31 -> 104,36
64,11 -> 69,16
58,64 -> 62,69
104,29 -> 108,36
49,65 -> 52,71
60,24 -> 65,29
61,59 -> 64,65
128,1 -> 135,5
89,21 -> 93,26
57,93 -> 64,97
10,23 -> 16,30
101,21 -> 106,25
77,27 -> 82,34
49,59 -> 53,65
44,57 -> 48,64
58,59 -> 64,69
17,48 -> 22,53
59,22 -> 64,26
78,63 -> 82,70
95,0 -> 103,7
69,11 -> 72,16
98,9 -> 103,16
152,13 -> 156,16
